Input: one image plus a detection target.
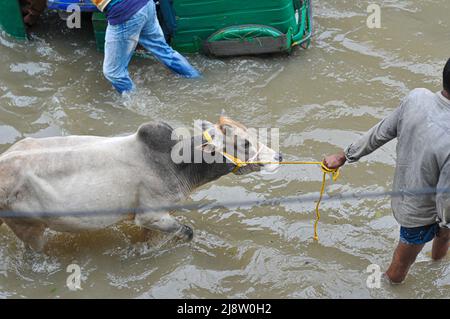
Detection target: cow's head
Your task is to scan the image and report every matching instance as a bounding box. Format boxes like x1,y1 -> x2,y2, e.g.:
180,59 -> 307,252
198,115 -> 282,175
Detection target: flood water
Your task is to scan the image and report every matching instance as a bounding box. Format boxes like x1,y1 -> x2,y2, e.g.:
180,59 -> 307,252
1,0 -> 449,298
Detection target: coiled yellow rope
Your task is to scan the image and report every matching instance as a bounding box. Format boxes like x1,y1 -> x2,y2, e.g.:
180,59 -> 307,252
202,131 -> 340,241
243,161 -> 339,241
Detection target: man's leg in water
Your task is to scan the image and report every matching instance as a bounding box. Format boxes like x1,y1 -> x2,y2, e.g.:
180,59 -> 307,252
138,1 -> 200,78
385,223 -> 441,283
431,227 -> 450,260
103,8 -> 147,94
385,242 -> 424,284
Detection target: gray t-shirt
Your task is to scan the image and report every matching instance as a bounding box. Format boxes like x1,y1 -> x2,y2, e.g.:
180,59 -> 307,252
345,88 -> 450,228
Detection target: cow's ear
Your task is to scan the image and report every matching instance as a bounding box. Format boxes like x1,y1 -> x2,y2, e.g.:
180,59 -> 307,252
196,126 -> 223,154
198,143 -> 216,154
195,136 -> 217,153
195,119 -> 214,131
137,121 -> 176,152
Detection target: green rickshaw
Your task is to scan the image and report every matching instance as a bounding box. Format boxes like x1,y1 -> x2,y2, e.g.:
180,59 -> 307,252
0,0 -> 313,56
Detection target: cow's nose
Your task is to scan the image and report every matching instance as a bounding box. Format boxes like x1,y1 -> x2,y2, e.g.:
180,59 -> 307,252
274,153 -> 283,163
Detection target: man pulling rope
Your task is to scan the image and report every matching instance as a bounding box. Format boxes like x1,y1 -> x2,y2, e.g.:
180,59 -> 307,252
324,58 -> 450,284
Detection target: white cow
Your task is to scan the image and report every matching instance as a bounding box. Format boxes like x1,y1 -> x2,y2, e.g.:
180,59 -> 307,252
0,116 -> 281,252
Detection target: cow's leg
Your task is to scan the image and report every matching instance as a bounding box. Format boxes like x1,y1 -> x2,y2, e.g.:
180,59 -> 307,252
134,212 -> 193,242
2,219 -> 47,252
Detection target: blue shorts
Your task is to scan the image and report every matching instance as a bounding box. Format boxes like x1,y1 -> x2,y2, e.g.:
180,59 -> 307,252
400,223 -> 440,245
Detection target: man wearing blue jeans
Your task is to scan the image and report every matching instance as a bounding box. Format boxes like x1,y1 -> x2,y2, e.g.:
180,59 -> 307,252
92,0 -> 200,94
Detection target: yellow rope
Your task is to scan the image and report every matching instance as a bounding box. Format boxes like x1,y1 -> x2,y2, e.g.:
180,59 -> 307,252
202,131 -> 340,241
240,161 -> 340,241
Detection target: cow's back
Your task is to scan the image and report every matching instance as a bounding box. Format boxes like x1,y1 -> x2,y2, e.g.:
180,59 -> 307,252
0,134 -> 143,209
3,136 -> 108,155
0,135 -> 107,205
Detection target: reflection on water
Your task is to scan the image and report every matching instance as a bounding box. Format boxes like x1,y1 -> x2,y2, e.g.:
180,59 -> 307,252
1,0 -> 449,298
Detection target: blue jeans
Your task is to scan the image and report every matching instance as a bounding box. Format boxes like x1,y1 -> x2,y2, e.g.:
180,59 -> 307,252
103,1 -> 201,94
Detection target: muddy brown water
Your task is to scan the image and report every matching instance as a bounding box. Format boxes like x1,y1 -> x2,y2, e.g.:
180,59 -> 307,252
1,0 -> 449,298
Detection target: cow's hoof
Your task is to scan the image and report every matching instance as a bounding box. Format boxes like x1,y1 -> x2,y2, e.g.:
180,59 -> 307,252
178,225 -> 194,242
